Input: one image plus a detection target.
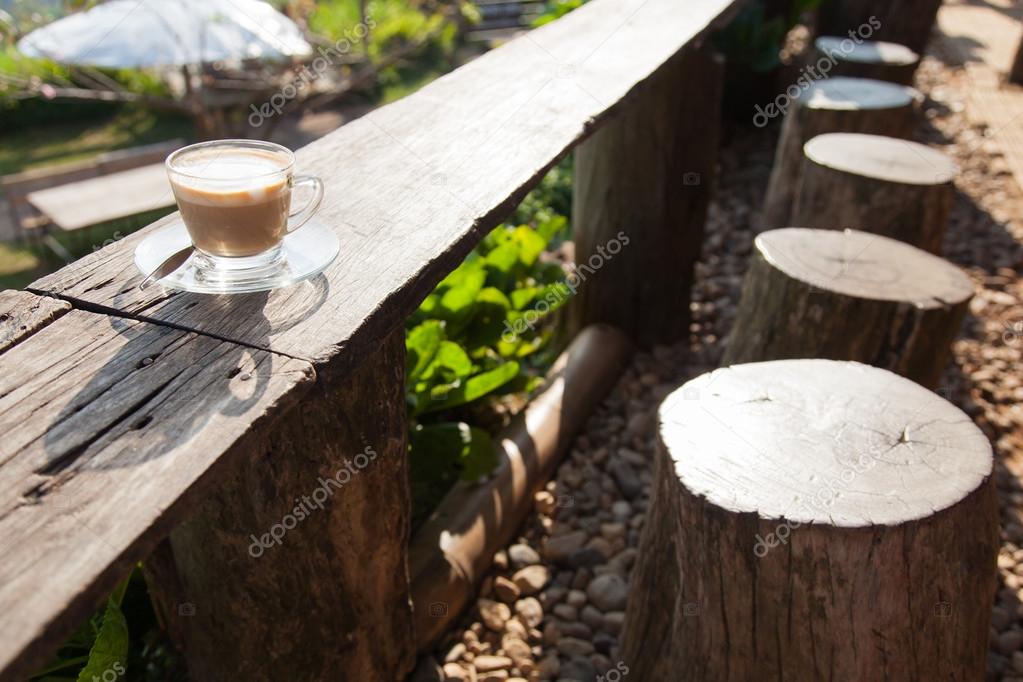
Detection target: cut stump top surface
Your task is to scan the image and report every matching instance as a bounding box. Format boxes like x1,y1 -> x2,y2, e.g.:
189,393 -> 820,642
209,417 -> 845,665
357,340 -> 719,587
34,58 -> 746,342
800,77 -> 919,110
804,132 -> 958,185
659,359 -> 992,527
815,36 -> 920,65
756,228 -> 973,307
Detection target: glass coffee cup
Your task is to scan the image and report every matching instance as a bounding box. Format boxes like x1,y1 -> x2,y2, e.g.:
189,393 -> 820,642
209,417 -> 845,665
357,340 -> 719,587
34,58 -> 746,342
166,140 -> 323,280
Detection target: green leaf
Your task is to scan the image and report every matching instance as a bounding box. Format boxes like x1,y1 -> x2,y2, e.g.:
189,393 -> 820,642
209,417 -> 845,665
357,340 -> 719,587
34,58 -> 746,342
406,320 -> 444,382
76,579 -> 129,682
537,215 -> 568,242
419,361 -> 520,414
512,226 -> 547,268
428,341 -> 473,379
408,421 -> 498,486
438,267 -> 486,324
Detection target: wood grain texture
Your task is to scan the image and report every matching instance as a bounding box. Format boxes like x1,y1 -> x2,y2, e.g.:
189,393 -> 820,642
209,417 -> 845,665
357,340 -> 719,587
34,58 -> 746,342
569,47 -> 723,348
148,328 -> 414,681
622,359 -> 998,681
817,0 -> 943,54
0,309 -> 314,681
28,0 -> 742,377
722,228 -> 973,389
761,77 -> 920,231
793,132 -> 956,253
811,36 -> 919,86
0,289 -> 70,352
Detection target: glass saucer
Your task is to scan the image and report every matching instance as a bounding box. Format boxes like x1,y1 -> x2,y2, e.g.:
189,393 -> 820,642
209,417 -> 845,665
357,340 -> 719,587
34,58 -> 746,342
134,217 -> 339,294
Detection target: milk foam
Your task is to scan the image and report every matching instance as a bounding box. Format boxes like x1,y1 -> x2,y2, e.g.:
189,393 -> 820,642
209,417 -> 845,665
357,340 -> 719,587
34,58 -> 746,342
171,150 -> 290,205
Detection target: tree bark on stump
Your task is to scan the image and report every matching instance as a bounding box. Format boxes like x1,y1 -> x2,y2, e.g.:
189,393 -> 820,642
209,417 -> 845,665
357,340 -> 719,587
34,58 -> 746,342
811,36 -> 919,86
568,46 -> 723,348
146,329 -> 415,682
761,77 -> 920,231
622,359 -> 998,682
817,0 -> 943,55
722,228 -> 972,389
792,132 -> 956,254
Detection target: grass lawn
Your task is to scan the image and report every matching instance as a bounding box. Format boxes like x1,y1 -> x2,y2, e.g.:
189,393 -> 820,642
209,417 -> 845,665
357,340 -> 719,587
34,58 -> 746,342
0,107 -> 192,288
0,107 -> 194,176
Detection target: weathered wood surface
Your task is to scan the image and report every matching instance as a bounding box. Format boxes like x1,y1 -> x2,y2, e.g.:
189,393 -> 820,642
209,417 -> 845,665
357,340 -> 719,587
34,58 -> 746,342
27,163 -> 173,231
817,0 -> 943,54
623,359 -> 998,681
0,306 -> 314,681
811,36 -> 919,86
722,228 -> 973,389
569,47 -> 723,347
0,289 -> 70,352
792,132 -> 956,254
148,328 -> 414,681
761,77 -> 920,231
29,0 -> 743,377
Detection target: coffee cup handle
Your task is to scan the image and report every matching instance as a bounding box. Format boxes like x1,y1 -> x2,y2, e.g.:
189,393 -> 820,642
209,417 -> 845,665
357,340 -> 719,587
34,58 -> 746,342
286,175 -> 324,234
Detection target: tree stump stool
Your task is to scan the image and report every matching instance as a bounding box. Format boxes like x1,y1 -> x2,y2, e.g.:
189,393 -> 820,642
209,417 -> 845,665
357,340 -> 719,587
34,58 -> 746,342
761,77 -> 921,231
722,228 -> 972,389
812,36 -> 920,86
817,0 -> 943,54
792,132 -> 956,254
621,359 -> 998,682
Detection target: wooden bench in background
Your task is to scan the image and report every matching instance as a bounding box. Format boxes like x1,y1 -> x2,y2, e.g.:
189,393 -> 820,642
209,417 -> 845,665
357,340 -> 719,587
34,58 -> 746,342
0,0 -> 742,679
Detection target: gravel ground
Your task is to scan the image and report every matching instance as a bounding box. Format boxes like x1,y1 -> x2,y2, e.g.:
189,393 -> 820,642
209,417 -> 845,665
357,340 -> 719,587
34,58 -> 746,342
421,53 -> 1023,682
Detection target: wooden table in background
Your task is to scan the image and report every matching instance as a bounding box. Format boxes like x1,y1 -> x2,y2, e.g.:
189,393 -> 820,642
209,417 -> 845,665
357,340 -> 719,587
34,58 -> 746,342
26,163 -> 173,231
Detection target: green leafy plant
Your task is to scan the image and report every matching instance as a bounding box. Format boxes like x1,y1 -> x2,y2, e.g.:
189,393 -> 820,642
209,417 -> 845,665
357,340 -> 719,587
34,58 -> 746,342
531,0 -> 585,27
712,0 -> 822,72
407,213 -> 569,528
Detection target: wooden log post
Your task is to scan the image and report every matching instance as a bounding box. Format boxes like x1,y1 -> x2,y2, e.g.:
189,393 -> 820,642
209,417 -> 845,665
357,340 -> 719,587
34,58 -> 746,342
569,46 -> 724,348
721,228 -> 972,389
760,77 -> 920,231
622,359 -> 998,681
816,0 -> 943,55
811,36 -> 920,85
792,132 -> 956,253
146,328 -> 415,682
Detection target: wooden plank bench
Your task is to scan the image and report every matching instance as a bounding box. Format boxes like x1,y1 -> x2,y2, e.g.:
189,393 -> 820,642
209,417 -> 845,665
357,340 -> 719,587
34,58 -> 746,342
2,0 -> 744,678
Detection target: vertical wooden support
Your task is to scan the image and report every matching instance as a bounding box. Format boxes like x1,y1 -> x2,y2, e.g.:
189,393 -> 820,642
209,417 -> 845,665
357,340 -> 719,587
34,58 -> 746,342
568,46 -> 723,348
816,0 -> 943,55
147,328 -> 414,682
623,360 -> 998,681
761,77 -> 920,231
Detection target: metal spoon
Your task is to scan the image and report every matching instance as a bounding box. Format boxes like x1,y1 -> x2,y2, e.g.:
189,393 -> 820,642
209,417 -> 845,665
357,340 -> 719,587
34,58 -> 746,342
139,245 -> 194,290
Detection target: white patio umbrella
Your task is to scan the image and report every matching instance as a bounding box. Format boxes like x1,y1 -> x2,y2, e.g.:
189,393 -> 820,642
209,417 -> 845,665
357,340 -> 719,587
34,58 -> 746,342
16,0 -> 313,68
